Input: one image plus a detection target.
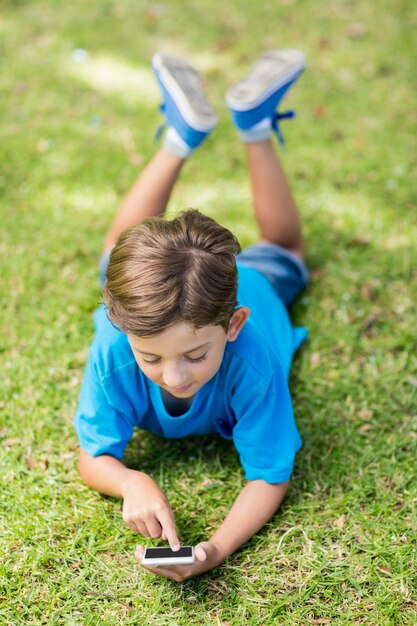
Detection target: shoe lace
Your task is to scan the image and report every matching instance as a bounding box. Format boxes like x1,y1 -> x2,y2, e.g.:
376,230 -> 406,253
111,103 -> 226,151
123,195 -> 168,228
155,103 -> 296,146
155,103 -> 167,142
272,110 -> 296,146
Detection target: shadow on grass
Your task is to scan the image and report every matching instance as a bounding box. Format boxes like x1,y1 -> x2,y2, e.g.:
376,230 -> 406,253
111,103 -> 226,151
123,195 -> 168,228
123,431 -> 239,479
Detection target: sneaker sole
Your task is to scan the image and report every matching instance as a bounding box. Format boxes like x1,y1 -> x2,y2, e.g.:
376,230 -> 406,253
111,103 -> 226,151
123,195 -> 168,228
226,49 -> 306,112
152,54 -> 217,132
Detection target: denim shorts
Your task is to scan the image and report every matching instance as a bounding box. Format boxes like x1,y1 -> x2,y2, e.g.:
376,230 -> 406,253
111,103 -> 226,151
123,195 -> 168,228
99,241 -> 309,308
236,241 -> 309,307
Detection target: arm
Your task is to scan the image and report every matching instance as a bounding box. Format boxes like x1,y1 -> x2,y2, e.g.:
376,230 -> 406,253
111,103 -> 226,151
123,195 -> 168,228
136,478 -> 289,581
78,449 -> 180,549
210,478 -> 289,559
136,370 -> 295,580
79,448 -> 143,497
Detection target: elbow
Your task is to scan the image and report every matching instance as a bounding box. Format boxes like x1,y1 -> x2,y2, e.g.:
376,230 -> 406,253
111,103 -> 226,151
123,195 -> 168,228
247,478 -> 290,501
248,478 -> 290,488
279,479 -> 290,497
77,448 -> 93,487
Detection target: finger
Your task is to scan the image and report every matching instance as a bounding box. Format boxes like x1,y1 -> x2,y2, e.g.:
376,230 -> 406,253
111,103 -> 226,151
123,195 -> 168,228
156,507 -> 180,551
127,518 -> 149,537
161,529 -> 167,541
135,544 -> 145,562
141,564 -> 167,576
144,516 -> 163,539
140,564 -> 181,581
194,545 -> 207,561
136,521 -> 150,537
195,542 -> 212,562
122,509 -> 148,535
124,518 -> 140,533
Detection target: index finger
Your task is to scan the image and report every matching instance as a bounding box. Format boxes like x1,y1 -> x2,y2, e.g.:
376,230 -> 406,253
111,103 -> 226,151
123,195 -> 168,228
156,507 -> 180,551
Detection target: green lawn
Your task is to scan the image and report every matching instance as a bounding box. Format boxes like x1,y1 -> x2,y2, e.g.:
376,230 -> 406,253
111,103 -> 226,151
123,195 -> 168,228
1,0 -> 416,623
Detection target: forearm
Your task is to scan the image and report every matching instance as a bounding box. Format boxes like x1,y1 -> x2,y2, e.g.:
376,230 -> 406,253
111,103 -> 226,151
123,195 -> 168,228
210,479 -> 289,560
78,448 -> 146,498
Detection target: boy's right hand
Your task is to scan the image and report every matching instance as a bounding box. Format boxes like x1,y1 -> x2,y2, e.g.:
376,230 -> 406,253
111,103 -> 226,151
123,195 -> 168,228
120,471 -> 180,551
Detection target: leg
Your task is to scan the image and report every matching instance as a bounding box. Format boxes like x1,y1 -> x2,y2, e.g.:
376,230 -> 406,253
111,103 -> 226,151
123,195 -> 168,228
103,53 -> 217,251
226,48 -> 306,259
245,139 -> 304,259
103,149 -> 185,251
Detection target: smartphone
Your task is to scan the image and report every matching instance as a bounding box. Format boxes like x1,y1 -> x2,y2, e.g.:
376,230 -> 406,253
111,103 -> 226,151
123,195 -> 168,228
141,546 -> 195,566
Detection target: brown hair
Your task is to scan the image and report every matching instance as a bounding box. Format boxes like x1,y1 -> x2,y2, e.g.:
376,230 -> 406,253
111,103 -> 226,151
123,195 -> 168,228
103,209 -> 241,336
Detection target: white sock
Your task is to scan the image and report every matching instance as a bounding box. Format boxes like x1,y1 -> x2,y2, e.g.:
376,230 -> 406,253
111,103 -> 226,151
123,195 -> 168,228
237,117 -> 272,143
163,127 -> 194,158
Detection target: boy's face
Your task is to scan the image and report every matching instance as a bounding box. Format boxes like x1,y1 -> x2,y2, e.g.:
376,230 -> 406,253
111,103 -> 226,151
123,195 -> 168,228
128,308 -> 249,398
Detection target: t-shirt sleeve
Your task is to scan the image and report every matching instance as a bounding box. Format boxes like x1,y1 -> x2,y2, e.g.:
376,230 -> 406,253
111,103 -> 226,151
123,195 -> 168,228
230,361 -> 302,484
74,352 -> 135,459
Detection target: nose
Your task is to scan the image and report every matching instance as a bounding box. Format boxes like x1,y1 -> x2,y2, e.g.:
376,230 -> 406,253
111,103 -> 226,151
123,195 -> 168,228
162,361 -> 188,389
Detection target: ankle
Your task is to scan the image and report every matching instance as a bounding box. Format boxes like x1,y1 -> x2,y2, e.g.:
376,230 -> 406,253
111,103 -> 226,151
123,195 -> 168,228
163,127 -> 195,158
236,118 -> 272,143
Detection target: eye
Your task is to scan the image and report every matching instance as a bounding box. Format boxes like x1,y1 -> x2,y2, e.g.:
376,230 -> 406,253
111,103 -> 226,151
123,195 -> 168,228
142,358 -> 160,365
186,353 -> 208,364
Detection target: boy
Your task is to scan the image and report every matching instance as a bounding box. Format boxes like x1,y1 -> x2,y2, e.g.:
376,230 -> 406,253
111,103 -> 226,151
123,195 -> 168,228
74,49 -> 309,582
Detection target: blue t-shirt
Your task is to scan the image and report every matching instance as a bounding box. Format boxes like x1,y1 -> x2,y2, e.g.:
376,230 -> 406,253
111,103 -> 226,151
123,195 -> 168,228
74,264 -> 306,483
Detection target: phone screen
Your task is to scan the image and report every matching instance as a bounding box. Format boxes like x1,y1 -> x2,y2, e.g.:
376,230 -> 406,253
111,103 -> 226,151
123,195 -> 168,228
145,547 -> 193,559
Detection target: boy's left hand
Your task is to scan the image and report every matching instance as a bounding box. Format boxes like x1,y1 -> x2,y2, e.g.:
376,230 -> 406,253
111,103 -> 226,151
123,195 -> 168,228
135,541 -> 222,582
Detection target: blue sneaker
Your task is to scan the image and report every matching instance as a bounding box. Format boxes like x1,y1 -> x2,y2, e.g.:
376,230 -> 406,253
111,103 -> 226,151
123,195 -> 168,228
152,54 -> 218,152
226,49 -> 306,144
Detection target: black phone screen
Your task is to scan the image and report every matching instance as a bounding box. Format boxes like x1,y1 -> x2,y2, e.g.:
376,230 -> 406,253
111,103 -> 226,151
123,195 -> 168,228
145,547 -> 193,558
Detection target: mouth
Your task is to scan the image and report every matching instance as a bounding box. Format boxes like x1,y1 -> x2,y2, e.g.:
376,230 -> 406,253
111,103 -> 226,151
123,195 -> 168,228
169,383 -> 193,394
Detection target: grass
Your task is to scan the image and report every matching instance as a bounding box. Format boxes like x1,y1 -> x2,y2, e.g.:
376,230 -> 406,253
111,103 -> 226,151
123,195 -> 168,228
1,0 -> 416,623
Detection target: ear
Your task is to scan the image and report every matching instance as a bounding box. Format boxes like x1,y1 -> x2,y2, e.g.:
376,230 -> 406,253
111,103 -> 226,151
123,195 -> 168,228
226,306 -> 250,342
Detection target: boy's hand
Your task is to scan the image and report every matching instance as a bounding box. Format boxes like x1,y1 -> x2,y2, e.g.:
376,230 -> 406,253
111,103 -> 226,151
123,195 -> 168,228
135,541 -> 223,582
120,471 -> 180,551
